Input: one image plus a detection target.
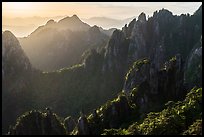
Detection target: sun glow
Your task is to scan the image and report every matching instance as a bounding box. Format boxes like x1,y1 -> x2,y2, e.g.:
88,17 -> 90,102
3,2 -> 202,19
2,2 -> 42,17
4,2 -> 35,10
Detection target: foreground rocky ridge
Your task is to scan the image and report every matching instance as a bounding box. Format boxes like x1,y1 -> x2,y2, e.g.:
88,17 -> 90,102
9,58 -> 202,135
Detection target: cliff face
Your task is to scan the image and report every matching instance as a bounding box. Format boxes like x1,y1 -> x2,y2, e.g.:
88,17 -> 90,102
184,35 -> 202,87
123,55 -> 185,114
100,9 -> 202,116
103,7 -> 202,79
2,31 -> 36,134
2,30 -> 38,96
2,31 -> 32,81
102,30 -> 129,74
70,6 -> 202,135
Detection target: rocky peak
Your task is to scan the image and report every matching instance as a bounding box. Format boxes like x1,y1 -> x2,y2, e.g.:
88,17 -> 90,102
3,30 -> 19,45
194,5 -> 202,16
2,31 -> 32,76
58,16 -> 69,22
154,8 -> 173,17
58,15 -> 82,24
138,12 -> 146,23
88,25 -> 100,34
57,15 -> 90,31
8,110 -> 66,135
102,29 -> 129,73
46,19 -> 56,26
71,14 -> 80,20
2,31 -> 33,93
123,55 -> 185,115
122,18 -> 136,38
2,31 -> 22,56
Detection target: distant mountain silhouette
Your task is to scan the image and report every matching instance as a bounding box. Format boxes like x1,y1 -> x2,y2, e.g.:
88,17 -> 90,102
82,16 -> 136,29
19,15 -> 111,71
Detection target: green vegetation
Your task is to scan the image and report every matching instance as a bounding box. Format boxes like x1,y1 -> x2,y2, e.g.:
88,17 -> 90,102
125,58 -> 149,80
9,110 -> 67,135
169,56 -> 176,62
102,128 -> 131,135
117,87 -> 202,135
23,47 -> 125,125
182,119 -> 202,135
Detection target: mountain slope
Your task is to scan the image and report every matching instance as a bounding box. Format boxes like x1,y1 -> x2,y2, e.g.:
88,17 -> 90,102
2,31 -> 123,134
8,57 -> 202,135
29,15 -> 90,37
19,17 -> 110,71
2,31 -> 37,134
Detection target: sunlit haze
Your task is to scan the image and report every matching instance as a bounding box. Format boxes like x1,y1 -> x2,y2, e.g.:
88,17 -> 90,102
2,2 -> 202,37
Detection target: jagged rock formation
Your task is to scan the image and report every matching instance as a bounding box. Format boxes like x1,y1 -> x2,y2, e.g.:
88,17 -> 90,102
123,55 -> 185,114
8,110 -> 66,135
102,6 -> 202,80
2,31 -> 37,134
30,15 -> 90,36
57,15 -> 90,32
74,79 -> 202,135
70,93 -> 133,135
2,31 -> 32,82
103,29 -> 129,74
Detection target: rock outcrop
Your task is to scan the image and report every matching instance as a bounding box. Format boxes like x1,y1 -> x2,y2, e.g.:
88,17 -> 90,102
123,55 -> 185,114
2,31 -> 32,79
103,7 -> 202,80
102,29 -> 129,74
8,110 -> 66,135
2,31 -> 37,134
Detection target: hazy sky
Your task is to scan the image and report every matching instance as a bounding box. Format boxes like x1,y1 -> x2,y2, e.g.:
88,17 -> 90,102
2,2 -> 202,19
2,2 -> 202,37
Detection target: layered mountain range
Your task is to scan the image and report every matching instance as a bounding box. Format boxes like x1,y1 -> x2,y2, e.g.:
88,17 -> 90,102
2,5 -> 202,135
18,15 -> 115,71
82,16 -> 136,29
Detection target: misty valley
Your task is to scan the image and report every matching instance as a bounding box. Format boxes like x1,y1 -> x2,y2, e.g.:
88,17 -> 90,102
2,4 -> 202,135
